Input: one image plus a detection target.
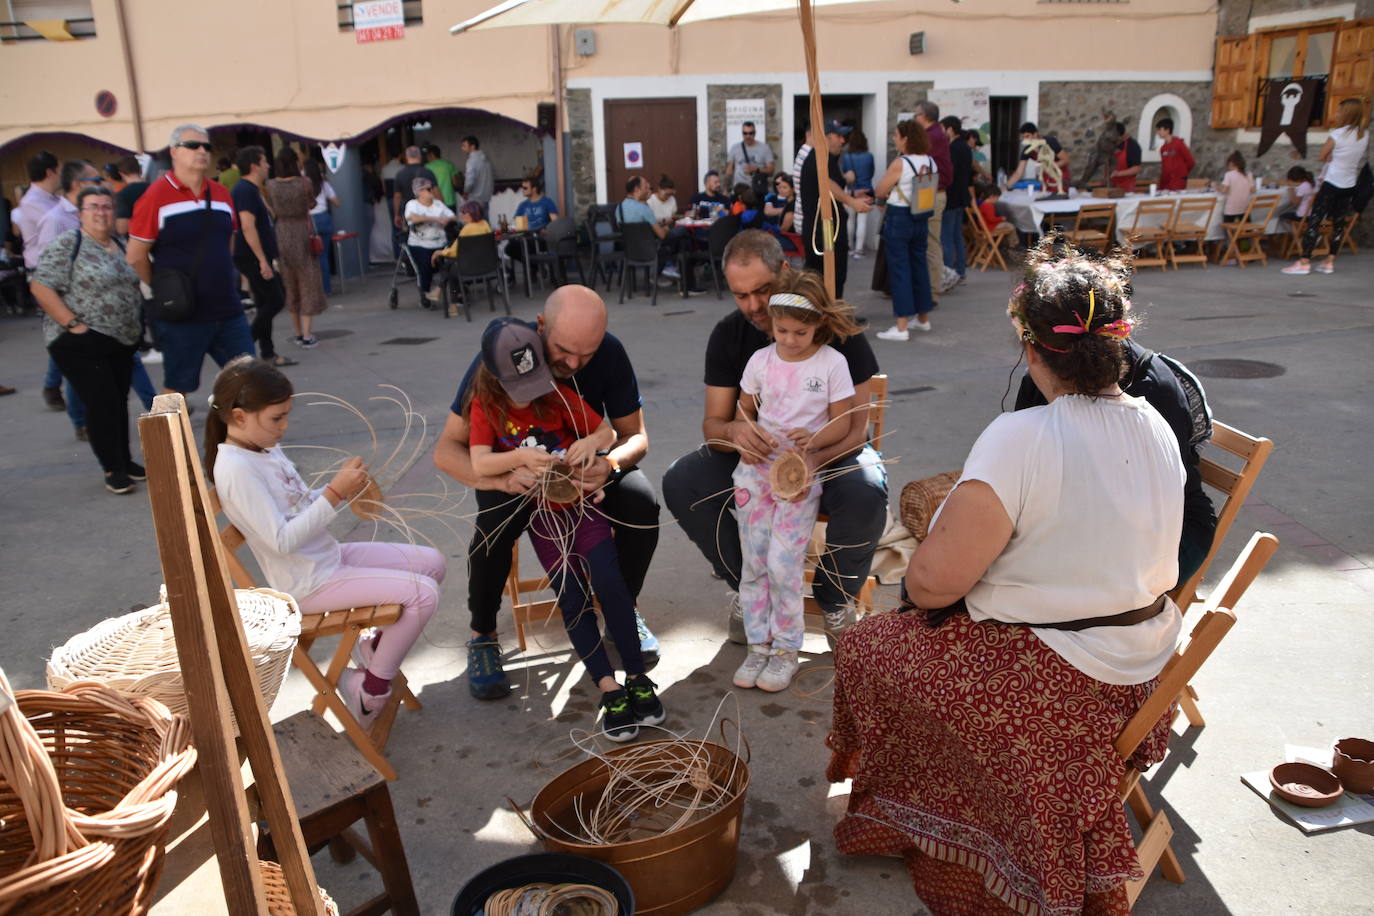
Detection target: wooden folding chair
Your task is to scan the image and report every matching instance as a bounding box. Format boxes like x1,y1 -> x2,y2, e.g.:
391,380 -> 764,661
1117,531 -> 1278,907
210,490 -> 420,782
1166,197 -> 1216,268
1334,211 -> 1360,255
966,204 -> 1014,271
1064,202 -> 1116,253
1279,217 -> 1328,259
1125,200 -> 1177,270
1218,192 -> 1282,267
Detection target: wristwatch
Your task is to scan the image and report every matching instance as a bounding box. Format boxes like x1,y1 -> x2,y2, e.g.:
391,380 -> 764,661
65,317 -> 82,329
604,454 -> 623,483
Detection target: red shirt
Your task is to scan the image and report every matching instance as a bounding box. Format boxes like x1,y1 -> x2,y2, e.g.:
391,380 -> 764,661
129,172 -> 240,320
979,200 -> 1004,230
1157,137 -> 1195,191
468,388 -> 602,454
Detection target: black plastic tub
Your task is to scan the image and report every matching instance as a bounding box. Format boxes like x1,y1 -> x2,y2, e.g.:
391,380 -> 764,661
451,852 -> 635,915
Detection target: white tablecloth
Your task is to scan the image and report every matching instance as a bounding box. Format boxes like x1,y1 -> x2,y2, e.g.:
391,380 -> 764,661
1000,190 -> 1289,247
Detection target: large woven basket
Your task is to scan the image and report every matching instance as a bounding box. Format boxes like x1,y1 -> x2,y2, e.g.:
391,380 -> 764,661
261,860 -> 339,915
0,671 -> 196,915
898,470 -> 962,542
46,588 -> 301,733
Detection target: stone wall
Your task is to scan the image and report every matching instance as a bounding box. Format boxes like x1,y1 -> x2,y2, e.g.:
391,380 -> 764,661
564,88 -> 595,218
885,82 -> 935,160
705,84 -> 784,174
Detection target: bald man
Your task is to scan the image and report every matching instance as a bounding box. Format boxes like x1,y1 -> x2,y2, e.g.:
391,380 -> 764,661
435,286 -> 661,699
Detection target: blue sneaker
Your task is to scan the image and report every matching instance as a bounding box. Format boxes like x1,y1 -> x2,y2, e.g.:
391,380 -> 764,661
603,609 -> 660,671
467,635 -> 512,700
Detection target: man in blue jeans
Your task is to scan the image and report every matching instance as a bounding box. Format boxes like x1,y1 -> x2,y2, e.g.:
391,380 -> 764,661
940,116 -> 973,284
127,124 -> 251,394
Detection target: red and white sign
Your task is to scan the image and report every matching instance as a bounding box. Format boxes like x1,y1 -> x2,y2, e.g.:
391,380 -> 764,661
353,1 -> 405,43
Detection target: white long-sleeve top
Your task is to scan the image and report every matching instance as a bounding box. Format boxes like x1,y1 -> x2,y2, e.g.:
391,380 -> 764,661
213,443 -> 341,600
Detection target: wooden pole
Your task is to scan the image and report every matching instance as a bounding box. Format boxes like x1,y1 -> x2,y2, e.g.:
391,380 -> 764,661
797,0 -> 835,298
551,24 -> 568,217
112,0 -> 146,153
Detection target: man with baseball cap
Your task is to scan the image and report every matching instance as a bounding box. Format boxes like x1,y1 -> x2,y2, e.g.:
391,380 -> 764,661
793,120 -> 871,298
434,285 -> 661,700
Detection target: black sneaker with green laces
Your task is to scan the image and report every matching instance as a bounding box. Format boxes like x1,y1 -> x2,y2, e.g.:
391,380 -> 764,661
600,688 -> 639,743
626,675 -> 666,727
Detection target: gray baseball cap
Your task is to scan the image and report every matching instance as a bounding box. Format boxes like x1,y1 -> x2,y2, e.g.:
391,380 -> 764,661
480,318 -> 553,404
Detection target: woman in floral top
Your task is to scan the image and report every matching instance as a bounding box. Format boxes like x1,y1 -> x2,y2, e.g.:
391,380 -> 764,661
31,186 -> 146,494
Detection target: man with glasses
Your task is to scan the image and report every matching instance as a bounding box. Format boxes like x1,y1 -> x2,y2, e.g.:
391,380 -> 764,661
128,124 -> 251,396
725,122 -> 775,198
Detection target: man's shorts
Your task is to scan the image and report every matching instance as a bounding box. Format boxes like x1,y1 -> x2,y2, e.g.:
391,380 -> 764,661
153,314 -> 254,393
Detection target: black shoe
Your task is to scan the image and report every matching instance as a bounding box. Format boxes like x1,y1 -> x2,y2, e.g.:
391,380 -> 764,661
104,471 -> 134,495
126,462 -> 146,481
626,675 -> 666,727
600,688 -> 639,742
43,386 -> 65,411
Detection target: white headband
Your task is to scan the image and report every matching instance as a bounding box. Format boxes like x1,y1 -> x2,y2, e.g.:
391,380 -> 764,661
768,292 -> 818,312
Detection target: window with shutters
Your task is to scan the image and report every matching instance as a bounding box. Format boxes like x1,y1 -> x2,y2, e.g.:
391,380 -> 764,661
0,0 -> 95,42
1212,18 -> 1374,129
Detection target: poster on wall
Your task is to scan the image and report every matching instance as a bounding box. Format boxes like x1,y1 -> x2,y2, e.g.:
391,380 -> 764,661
1257,78 -> 1320,157
353,1 -> 405,43
623,142 -> 644,169
726,99 -> 767,151
929,87 -> 991,167
320,143 -> 347,174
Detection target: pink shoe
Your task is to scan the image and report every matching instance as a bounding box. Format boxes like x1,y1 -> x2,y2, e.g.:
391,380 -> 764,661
1280,262 -> 1310,275
1313,262 -> 1335,274
338,668 -> 390,731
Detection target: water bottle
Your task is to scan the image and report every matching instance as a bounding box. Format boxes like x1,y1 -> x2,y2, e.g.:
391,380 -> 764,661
996,168 -> 1008,188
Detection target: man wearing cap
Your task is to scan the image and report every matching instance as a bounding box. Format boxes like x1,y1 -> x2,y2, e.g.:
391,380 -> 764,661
794,121 -> 872,298
434,285 -> 661,700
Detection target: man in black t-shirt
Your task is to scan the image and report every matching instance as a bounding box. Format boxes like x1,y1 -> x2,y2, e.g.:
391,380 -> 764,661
434,285 -> 662,700
391,145 -> 438,230
112,155 -> 148,238
230,146 -> 291,366
797,121 -> 872,298
662,230 -> 888,640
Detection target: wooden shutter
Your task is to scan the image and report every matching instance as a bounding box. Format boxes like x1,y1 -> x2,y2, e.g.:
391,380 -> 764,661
1212,35 -> 1259,128
1326,18 -> 1374,123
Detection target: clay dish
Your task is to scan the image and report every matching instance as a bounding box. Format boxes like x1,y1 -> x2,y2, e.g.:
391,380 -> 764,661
769,450 -> 812,501
350,475 -> 384,520
1269,762 -> 1344,808
1332,738 -> 1374,795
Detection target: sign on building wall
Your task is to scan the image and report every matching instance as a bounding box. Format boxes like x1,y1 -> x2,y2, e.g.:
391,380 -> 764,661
726,99 -> 767,151
321,143 -> 347,174
623,142 -> 643,169
354,1 -> 405,43
1258,78 -> 1320,157
928,88 -> 990,144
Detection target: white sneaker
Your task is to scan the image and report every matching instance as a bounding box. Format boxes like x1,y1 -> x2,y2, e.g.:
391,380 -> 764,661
350,627 -> 379,670
661,264 -> 681,279
338,668 -> 390,732
141,349 -> 164,365
733,645 -> 772,688
876,327 -> 909,342
727,592 -> 747,645
911,319 -> 932,332
756,648 -> 801,692
822,605 -> 856,638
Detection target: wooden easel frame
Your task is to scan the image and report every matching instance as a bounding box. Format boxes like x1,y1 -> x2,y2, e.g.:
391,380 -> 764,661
140,393 -> 324,915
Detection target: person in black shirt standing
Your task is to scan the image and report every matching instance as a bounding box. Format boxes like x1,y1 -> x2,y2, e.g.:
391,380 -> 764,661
798,121 -> 872,298
231,147 -> 294,367
939,117 -> 973,282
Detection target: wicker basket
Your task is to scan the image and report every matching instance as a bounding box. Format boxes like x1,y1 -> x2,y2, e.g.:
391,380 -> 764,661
261,860 -> 339,915
898,471 -> 962,542
0,672 -> 196,915
46,588 -> 301,733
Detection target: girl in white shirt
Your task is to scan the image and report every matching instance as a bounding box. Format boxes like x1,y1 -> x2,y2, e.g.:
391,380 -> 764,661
730,270 -> 858,693
205,357 -> 444,727
1284,97 -> 1370,275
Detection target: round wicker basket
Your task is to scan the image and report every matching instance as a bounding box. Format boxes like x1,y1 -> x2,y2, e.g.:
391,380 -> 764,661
768,450 -> 813,502
0,672 -> 196,915
46,588 -> 301,734
260,860 -> 339,915
898,470 -> 962,542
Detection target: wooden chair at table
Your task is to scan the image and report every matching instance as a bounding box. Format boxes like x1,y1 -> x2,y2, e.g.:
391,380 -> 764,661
1166,197 -> 1216,268
1064,202 -> 1117,253
210,490 -> 420,782
966,204 -> 1014,271
803,373 -> 888,621
1332,211 -> 1361,255
1124,199 -> 1177,270
1217,192 -> 1282,267
1166,420 -> 1273,729
1117,531 -> 1278,908
1279,216 -> 1327,260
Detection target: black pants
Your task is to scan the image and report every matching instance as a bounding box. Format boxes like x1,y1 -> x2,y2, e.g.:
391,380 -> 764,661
661,444 -> 888,612
466,468 -> 661,635
804,230 -> 848,298
48,330 -> 136,474
1302,183 -> 1356,260
235,255 -> 285,360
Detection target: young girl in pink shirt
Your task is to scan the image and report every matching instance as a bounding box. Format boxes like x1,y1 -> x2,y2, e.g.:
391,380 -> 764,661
731,270 -> 860,692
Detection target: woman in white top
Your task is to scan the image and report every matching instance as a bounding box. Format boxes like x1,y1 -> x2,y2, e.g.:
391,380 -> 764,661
1284,97 -> 1370,276
829,239 -> 1185,915
402,176 -> 454,301
872,119 -> 937,341
305,159 -> 340,295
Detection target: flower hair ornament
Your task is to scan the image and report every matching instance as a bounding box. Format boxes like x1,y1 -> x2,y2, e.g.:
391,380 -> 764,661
1010,289 -> 1132,354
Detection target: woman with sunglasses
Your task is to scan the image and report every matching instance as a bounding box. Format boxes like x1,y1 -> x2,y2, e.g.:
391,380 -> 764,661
31,185 -> 147,494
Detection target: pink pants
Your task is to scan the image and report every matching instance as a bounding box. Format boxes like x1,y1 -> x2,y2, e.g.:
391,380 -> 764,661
298,542 -> 445,680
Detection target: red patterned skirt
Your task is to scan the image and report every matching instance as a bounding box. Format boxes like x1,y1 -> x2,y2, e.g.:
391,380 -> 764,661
827,610 -> 1174,916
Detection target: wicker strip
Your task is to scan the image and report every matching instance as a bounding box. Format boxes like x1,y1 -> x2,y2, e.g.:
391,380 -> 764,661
898,470 -> 962,542
47,588 -> 301,734
0,672 -> 196,915
261,859 -> 339,915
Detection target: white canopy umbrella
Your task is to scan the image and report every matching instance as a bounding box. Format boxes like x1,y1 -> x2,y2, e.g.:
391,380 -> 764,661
451,0 -> 888,296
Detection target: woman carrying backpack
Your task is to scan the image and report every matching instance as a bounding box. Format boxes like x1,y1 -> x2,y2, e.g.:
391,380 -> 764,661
873,120 -> 938,341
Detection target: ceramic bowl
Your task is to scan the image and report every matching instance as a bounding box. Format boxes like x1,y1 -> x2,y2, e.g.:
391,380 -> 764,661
1332,738 -> 1374,795
1269,762 -> 1344,808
